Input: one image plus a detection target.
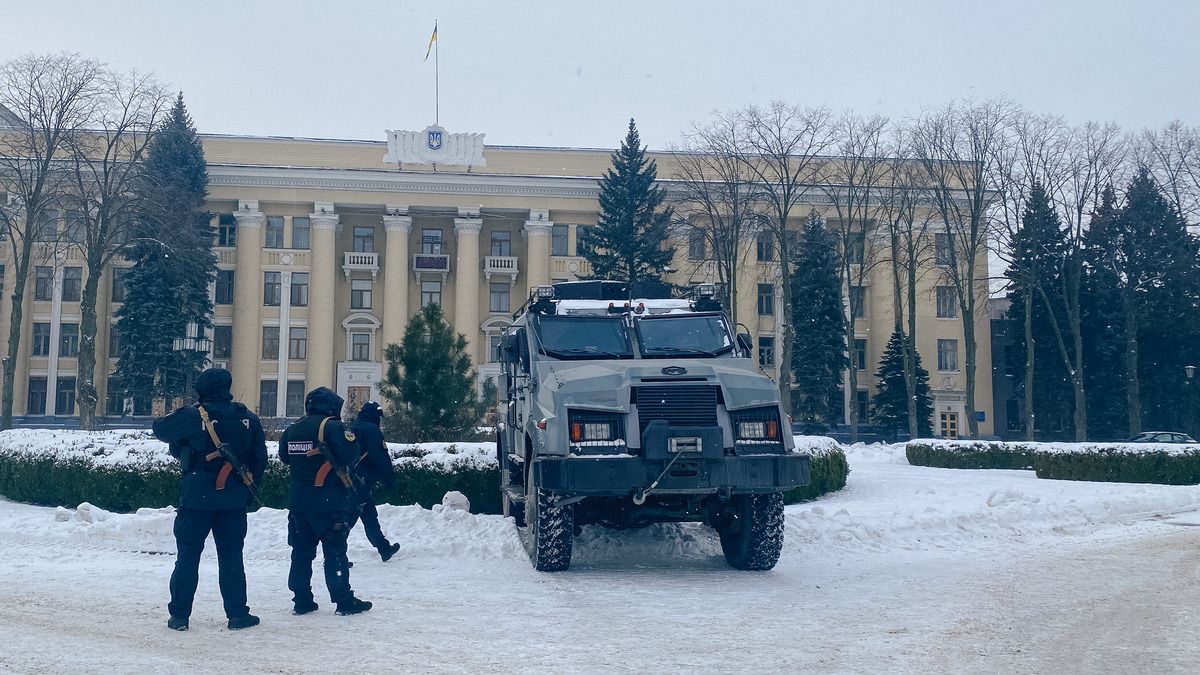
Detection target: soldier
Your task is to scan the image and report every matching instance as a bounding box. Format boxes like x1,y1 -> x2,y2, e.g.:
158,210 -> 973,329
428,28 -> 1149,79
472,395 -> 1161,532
151,368 -> 267,632
351,401 -> 401,561
279,387 -> 373,616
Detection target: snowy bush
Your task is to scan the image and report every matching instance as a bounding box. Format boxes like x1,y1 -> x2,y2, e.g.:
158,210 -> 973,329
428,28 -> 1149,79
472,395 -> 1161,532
1033,443 -> 1200,485
905,439 -> 1036,470
785,436 -> 850,503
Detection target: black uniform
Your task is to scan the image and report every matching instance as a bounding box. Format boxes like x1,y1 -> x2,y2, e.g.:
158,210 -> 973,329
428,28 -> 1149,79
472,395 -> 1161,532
151,368 -> 266,631
278,387 -> 371,615
352,402 -> 400,560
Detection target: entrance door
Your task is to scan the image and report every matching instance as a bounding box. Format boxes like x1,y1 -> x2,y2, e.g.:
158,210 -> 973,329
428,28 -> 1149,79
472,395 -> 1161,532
346,386 -> 371,414
940,412 -> 959,439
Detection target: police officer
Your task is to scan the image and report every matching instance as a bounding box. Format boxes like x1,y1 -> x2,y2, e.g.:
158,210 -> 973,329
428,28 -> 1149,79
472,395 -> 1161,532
151,368 -> 266,632
279,387 -> 373,616
351,401 -> 401,561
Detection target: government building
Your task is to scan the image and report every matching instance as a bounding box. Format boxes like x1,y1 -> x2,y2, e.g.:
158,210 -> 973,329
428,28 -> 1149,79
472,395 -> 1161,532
0,124 -> 994,437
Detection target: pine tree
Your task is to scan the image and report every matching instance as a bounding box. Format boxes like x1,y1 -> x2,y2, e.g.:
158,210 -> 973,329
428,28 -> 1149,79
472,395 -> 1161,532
114,93 -> 215,406
871,329 -> 933,439
1081,186 -> 1129,439
581,119 -> 675,287
790,211 -> 847,432
379,303 -> 484,442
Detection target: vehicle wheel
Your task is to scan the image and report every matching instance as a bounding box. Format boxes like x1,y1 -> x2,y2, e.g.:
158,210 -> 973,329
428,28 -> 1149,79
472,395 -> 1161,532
523,475 -> 573,572
717,493 -> 784,571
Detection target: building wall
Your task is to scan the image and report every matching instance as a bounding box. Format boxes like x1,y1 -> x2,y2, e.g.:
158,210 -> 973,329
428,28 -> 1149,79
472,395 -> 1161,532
0,135 -> 994,436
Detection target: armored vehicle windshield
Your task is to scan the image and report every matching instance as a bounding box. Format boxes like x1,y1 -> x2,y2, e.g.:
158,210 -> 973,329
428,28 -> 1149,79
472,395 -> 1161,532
533,314 -> 633,359
635,313 -> 734,358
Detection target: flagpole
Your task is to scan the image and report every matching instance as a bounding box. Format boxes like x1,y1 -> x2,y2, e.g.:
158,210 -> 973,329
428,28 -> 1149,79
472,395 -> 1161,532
435,22 -> 440,126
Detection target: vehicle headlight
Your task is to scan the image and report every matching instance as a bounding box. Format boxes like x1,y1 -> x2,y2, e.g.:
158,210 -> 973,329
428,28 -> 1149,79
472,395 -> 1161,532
732,408 -> 782,441
567,410 -> 626,448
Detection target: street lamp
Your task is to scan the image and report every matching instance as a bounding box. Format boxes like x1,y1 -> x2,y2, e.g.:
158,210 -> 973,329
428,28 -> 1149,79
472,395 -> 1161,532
1186,365 -> 1196,381
172,322 -> 212,406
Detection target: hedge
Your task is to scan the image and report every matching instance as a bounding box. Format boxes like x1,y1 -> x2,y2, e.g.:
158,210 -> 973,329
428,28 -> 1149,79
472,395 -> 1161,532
785,442 -> 850,503
906,439 -> 1036,470
1033,445 -> 1200,485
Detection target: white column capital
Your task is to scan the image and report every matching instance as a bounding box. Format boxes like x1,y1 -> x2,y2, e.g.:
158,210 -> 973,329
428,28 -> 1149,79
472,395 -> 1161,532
523,220 -> 553,237
454,216 -> 483,235
383,214 -> 413,234
311,212 -> 340,231
234,207 -> 264,228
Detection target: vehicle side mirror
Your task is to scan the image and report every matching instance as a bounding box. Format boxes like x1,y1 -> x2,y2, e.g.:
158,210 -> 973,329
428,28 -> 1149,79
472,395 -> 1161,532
736,332 -> 753,356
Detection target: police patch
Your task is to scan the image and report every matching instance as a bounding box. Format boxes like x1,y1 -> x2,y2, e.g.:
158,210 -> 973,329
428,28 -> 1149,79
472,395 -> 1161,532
343,430 -> 356,442
288,441 -> 313,455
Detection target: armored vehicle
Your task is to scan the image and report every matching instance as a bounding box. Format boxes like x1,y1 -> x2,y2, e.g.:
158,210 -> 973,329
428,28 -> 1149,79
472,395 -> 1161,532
496,281 -> 811,571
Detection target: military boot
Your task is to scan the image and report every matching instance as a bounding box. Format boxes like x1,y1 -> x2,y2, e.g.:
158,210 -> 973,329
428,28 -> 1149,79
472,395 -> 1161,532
228,614 -> 260,630
335,597 -> 373,616
167,616 -> 189,631
293,600 -> 319,615
380,542 -> 401,562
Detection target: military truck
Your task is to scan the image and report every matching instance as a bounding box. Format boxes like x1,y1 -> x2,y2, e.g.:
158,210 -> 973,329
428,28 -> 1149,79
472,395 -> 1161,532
496,281 -> 811,571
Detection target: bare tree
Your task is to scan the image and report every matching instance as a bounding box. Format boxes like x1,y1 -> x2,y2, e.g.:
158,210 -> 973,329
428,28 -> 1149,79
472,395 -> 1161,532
64,68 -> 167,429
911,99 -> 1015,438
1137,121 -> 1199,225
0,53 -> 100,429
671,111 -> 764,321
740,101 -> 836,412
817,113 -> 891,442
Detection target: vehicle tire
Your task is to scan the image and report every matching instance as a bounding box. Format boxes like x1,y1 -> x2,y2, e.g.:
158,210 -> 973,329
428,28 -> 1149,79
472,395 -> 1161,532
523,475 -> 573,572
717,493 -> 785,571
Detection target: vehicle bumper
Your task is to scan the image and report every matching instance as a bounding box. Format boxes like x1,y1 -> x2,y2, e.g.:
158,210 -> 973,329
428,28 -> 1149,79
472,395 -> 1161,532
532,452 -> 811,496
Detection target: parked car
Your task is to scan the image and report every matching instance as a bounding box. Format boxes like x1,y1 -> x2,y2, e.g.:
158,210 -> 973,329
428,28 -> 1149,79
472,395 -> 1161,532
1127,431 -> 1197,444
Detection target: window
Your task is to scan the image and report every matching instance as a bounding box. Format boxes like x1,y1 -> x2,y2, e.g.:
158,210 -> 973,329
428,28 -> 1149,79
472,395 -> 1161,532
351,333 -> 371,361
849,286 -> 866,319
490,282 -> 510,313
936,286 -> 957,318
935,232 -> 952,266
56,377 -> 76,415
1006,399 -> 1021,432
551,224 -> 568,256
350,279 -> 373,309
286,381 -> 306,417
290,272 -> 309,307
32,323 -> 51,356
490,230 -> 512,257
263,272 -> 281,306
262,326 -> 280,359
109,325 -> 120,358
575,225 -> 593,256
421,280 -> 441,307
61,267 -> 82,302
856,390 -> 869,421
854,339 -> 867,371
59,323 -> 79,357
259,381 -> 278,416
110,268 -> 127,303
106,389 -> 124,416
488,334 -> 503,363
36,210 -> 57,241
847,233 -> 865,264
688,227 -> 706,260
265,216 -> 284,248
213,325 -> 232,359
937,339 -> 959,372
215,270 -> 234,305
27,377 -> 47,415
353,226 -> 375,253
65,210 -> 85,243
34,266 -> 53,301
757,283 -> 775,316
288,327 -> 307,360
758,336 -> 776,368
756,230 -> 775,262
291,217 -> 310,249
217,214 -> 236,247
421,228 -> 443,254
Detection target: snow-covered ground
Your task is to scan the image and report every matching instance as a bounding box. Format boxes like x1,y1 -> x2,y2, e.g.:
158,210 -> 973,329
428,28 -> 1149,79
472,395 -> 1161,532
2,442 -> 1199,673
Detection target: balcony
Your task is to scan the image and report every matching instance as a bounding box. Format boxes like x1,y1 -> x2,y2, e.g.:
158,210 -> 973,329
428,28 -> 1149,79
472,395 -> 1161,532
413,253 -> 451,280
343,251 -> 379,279
484,256 -> 519,284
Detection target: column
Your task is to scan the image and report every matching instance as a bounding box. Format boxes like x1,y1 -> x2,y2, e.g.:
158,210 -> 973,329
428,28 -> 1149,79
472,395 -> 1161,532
276,271 -> 293,417
524,208 -> 552,290
307,202 -> 339,390
381,205 -> 412,352
229,200 -> 263,403
44,265 -> 65,415
453,208 -> 482,363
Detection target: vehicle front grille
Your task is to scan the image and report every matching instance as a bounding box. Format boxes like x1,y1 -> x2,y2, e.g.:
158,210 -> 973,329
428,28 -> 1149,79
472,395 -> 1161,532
634,385 -> 719,435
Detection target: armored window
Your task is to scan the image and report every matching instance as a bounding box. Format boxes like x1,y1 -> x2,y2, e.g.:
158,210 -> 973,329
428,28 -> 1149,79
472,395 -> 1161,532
285,381 -> 306,417
421,228 -> 443,254
32,323 -> 51,356
350,279 -> 372,309
756,230 -> 775,262
259,380 -> 278,417
490,231 -> 511,257
688,227 -> 706,260
217,214 -> 236,247
27,377 -> 47,415
291,217 -> 310,249
936,286 -> 957,318
489,282 -> 510,313
289,327 -> 307,360
212,325 -> 232,359
61,267 -> 82,302
937,339 -> 958,372
290,273 -> 309,307
351,333 -> 371,361
353,226 -> 375,253
757,283 -> 775,316
34,267 -> 53,301
758,336 -> 775,368
263,272 -> 281,306
265,216 -> 284,248
262,326 -> 280,360
56,377 -> 76,415
421,280 -> 441,307
935,232 -> 952,266
110,268 -> 127,303
59,323 -> 79,358
849,286 -> 866,319
215,270 -> 235,305
551,224 -> 568,256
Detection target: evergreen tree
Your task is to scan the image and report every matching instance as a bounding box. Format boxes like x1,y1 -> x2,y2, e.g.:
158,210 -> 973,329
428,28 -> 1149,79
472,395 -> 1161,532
581,119 -> 675,287
790,211 -> 847,432
379,303 -> 484,442
871,329 -> 933,439
1081,186 -> 1129,439
113,93 -> 215,407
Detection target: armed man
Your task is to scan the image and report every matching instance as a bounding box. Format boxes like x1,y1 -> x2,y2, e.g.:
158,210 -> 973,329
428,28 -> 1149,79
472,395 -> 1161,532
151,368 -> 267,632
278,386 -> 373,616
351,401 -> 401,562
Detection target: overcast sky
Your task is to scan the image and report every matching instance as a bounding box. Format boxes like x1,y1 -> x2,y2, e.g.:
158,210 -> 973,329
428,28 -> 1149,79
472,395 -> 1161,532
4,0 -> 1197,150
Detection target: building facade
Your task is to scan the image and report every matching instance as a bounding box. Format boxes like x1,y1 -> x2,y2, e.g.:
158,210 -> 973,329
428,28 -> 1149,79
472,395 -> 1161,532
0,126 -> 994,436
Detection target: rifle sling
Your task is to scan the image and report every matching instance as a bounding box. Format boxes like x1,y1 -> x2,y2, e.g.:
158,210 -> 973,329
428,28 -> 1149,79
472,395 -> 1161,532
197,405 -> 251,490
314,417 -> 354,489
